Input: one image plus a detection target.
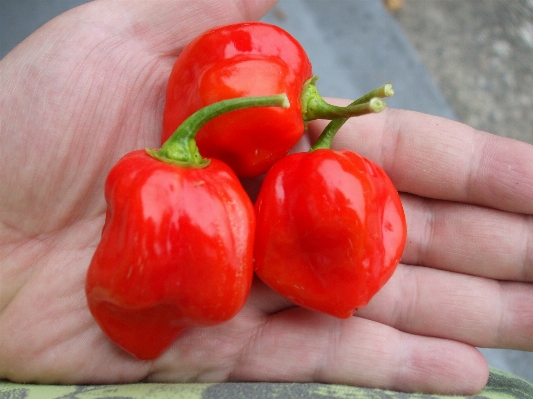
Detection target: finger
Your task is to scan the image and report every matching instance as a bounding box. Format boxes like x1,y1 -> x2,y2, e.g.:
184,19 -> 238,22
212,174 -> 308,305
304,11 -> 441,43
308,107 -> 533,214
356,263 -> 533,352
401,193 -> 533,281
230,309 -> 488,395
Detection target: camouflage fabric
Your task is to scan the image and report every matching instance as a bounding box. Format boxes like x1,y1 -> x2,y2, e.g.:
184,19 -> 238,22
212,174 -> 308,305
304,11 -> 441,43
1,369 -> 532,399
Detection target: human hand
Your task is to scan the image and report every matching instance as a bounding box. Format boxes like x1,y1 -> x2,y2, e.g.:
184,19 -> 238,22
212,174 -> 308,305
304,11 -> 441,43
0,0 -> 278,384
1,0 -> 532,396
301,107 -> 533,393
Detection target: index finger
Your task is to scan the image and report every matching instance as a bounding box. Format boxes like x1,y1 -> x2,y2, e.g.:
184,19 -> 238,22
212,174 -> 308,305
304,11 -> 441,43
309,107 -> 533,214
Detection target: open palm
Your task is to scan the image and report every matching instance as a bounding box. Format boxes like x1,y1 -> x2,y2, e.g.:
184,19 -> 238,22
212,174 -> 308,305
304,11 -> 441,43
1,0 -> 532,395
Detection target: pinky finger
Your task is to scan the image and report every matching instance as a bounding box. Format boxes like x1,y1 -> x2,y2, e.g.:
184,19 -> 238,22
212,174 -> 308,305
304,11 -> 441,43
232,308 -> 489,395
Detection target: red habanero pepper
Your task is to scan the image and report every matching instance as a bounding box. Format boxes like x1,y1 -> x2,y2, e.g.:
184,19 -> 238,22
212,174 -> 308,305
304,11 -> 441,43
85,94 -> 289,360
254,86 -> 407,319
162,22 -> 378,178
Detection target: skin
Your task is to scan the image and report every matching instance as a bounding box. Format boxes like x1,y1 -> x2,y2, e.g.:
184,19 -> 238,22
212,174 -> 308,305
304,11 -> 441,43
0,0 -> 532,395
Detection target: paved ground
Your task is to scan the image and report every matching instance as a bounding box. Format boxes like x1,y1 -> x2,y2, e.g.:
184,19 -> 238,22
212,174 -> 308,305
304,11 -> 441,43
394,0 -> 533,144
1,0 -> 532,384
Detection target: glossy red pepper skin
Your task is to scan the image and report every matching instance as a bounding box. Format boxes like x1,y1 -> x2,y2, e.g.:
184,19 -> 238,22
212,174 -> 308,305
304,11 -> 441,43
85,150 -> 255,359
254,149 -> 407,319
161,22 -> 313,178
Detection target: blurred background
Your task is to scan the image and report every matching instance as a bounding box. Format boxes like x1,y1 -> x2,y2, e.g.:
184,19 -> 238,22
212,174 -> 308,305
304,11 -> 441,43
1,0 -> 532,383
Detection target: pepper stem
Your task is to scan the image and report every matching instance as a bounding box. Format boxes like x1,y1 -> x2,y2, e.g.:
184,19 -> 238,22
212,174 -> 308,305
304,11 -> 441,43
147,94 -> 290,166
301,77 -> 393,122
310,83 -> 394,151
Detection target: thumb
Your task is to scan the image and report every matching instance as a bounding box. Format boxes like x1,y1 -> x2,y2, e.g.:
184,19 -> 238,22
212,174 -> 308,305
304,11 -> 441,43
69,0 -> 279,55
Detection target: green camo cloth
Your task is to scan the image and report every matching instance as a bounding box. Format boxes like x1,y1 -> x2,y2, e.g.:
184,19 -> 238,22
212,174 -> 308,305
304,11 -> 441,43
1,369 -> 532,399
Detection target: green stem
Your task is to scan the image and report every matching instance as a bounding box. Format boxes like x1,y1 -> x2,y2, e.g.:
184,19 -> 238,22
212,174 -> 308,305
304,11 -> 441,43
310,83 -> 394,151
302,77 -> 393,122
147,94 -> 290,166
349,82 -> 394,106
